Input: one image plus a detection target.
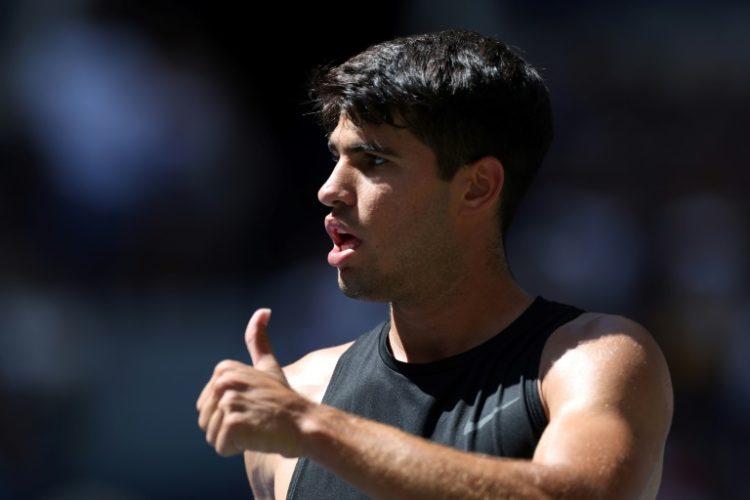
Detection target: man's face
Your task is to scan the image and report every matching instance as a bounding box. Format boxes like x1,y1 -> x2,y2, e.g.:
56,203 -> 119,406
319,115 -> 462,303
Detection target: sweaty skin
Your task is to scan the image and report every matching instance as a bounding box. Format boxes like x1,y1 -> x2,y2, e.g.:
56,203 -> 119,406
197,308 -> 672,500
197,117 -> 673,499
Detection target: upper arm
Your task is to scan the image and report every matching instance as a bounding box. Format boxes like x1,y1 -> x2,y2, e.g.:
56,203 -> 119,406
533,314 -> 673,499
283,341 -> 354,402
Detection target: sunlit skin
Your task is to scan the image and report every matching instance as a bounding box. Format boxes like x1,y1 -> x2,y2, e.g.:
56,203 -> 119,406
320,115 -> 462,304
321,115 -> 533,362
196,115 -> 673,500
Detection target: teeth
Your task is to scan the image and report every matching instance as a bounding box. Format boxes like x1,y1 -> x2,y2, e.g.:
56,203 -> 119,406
327,223 -> 357,247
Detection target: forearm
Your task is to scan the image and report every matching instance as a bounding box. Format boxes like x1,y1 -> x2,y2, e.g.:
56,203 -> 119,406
298,404 -> 581,500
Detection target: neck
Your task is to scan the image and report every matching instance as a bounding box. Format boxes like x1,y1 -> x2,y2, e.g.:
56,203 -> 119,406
387,263 -> 533,363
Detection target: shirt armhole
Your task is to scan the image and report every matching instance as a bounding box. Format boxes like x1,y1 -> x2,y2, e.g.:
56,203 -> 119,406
524,375 -> 549,440
286,333 -> 364,500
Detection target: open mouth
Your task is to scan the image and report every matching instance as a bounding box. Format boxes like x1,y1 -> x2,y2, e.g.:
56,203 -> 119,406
331,228 -> 362,251
325,221 -> 362,267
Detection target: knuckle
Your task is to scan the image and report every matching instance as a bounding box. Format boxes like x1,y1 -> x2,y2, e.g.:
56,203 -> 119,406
224,412 -> 244,429
213,373 -> 229,389
214,373 -> 238,392
214,359 -> 235,374
218,389 -> 238,408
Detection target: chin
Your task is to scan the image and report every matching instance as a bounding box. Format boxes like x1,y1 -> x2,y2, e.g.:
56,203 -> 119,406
337,272 -> 390,303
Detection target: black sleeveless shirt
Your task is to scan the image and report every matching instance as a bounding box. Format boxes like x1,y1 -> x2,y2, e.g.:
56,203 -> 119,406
287,297 -> 583,499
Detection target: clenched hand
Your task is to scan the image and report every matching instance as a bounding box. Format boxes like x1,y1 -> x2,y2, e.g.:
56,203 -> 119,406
196,308 -> 312,457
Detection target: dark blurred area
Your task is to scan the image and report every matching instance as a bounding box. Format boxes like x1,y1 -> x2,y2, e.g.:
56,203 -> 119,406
0,1 -> 747,499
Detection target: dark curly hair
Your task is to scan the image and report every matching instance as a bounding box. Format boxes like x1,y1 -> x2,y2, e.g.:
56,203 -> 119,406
309,29 -> 553,241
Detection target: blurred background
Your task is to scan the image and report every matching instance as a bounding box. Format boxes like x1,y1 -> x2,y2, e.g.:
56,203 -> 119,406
0,0 -> 747,498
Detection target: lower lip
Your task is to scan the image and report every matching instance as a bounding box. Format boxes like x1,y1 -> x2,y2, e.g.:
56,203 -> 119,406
327,244 -> 357,267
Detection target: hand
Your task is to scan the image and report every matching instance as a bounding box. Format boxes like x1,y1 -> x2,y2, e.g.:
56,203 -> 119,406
196,308 -> 312,457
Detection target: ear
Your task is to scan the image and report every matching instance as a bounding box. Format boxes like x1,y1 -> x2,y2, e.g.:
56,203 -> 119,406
459,156 -> 504,214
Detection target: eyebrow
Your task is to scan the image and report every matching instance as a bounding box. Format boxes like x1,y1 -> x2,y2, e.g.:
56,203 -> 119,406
327,139 -> 401,159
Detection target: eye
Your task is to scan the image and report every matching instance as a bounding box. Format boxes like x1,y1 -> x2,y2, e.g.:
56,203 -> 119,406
366,154 -> 387,167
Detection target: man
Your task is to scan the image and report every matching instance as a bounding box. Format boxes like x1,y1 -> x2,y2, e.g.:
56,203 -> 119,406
197,30 -> 673,499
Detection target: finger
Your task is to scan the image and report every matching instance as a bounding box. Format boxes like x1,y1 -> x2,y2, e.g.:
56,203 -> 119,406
198,391 -> 216,431
198,375 -> 222,429
197,359 -> 246,411
198,377 -> 225,430
197,379 -> 211,411
206,406 -> 225,448
245,308 -> 287,382
216,411 -> 243,457
198,370 -> 242,429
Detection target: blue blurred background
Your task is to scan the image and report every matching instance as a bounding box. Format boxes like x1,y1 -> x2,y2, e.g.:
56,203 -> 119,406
1,1 -> 747,499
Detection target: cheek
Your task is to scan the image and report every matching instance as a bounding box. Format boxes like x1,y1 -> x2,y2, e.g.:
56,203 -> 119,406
358,184 -> 398,223
357,180 -> 452,246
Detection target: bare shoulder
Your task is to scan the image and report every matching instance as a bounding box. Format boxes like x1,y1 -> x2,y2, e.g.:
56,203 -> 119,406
541,312 -> 670,377
540,311 -> 673,426
283,341 -> 354,403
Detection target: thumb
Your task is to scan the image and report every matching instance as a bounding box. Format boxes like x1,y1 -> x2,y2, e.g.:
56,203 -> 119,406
245,308 -> 287,383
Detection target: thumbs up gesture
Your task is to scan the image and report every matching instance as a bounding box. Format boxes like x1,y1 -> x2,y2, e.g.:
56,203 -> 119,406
244,309 -> 287,382
197,308 -> 311,458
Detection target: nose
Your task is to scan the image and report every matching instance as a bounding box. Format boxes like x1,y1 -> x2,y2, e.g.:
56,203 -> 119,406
318,161 -> 356,208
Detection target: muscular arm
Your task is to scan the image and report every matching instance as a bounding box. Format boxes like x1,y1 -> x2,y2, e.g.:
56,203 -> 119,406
300,405 -> 568,499
533,314 -> 672,498
199,311 -> 672,499
293,315 -> 672,499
